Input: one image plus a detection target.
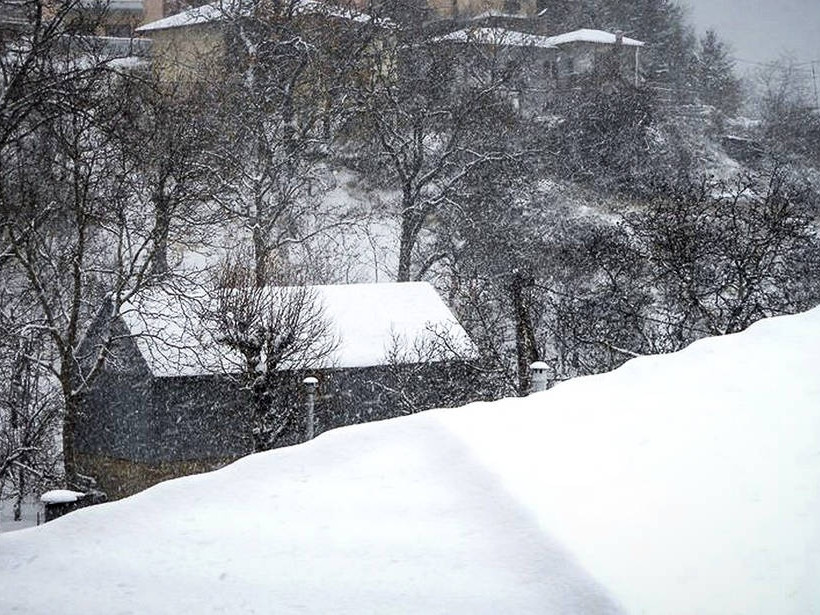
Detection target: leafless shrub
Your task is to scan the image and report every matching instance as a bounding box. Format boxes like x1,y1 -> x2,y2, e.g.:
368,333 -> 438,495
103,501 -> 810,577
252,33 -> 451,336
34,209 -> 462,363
210,254 -> 338,450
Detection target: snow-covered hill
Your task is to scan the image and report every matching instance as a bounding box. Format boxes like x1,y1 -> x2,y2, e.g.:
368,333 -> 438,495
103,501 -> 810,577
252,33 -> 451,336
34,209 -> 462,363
2,308 -> 819,614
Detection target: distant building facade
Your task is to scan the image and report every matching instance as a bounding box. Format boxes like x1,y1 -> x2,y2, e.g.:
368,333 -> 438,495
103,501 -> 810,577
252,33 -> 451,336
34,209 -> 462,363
133,0 -> 643,94
134,0 -> 390,83
1,0 -> 145,37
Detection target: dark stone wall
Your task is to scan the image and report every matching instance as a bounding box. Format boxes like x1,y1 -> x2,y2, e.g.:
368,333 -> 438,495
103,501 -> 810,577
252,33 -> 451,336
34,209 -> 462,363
148,376 -> 252,462
78,307 -> 152,377
77,452 -> 239,500
136,362 -> 476,458
75,369 -> 154,461
77,315 -> 252,464
311,361 -> 479,436
79,372 -> 252,465
75,316 -> 155,462
78,316 -> 478,491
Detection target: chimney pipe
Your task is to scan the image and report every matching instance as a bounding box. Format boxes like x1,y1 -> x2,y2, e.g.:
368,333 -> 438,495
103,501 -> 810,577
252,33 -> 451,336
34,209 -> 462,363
529,361 -> 550,394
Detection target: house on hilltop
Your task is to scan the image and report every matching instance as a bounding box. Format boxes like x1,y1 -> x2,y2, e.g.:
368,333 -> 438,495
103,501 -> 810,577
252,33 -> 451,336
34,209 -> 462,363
84,0 -> 146,37
140,0 -> 539,30
2,0 -> 147,38
135,0 -> 643,96
541,28 -> 643,87
75,281 -> 477,499
434,26 -> 643,86
135,0 -> 393,82
429,25 -> 643,113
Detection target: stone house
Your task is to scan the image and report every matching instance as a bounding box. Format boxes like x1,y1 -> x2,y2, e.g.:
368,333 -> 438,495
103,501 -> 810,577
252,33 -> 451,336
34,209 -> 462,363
429,26 -> 644,114
133,0 -> 643,123
434,26 -> 644,85
75,282 -> 476,498
90,0 -> 146,37
2,0 -> 145,37
542,28 -> 644,89
135,6 -> 224,82
135,0 -> 392,83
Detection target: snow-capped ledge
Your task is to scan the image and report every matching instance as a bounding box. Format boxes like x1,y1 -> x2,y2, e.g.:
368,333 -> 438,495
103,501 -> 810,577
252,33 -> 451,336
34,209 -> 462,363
39,490 -> 85,505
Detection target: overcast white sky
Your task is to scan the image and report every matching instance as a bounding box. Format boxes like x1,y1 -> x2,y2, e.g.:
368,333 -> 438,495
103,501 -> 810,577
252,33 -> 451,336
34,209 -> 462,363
684,0 -> 820,66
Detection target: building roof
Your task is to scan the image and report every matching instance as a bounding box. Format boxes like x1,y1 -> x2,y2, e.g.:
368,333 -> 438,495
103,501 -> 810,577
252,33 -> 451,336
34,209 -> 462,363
40,490 -> 85,504
80,0 -> 143,10
136,0 -> 391,33
468,9 -> 529,21
119,282 -> 474,377
431,26 -> 644,50
543,28 -> 644,47
432,27 -> 558,49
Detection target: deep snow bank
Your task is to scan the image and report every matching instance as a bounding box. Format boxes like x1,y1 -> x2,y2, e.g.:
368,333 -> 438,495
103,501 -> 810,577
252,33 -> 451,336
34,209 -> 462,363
2,308 -> 819,615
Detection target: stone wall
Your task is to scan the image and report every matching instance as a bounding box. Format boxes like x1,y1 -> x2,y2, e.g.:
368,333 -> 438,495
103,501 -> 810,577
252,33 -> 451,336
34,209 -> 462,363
75,318 -> 156,462
77,452 -> 238,500
148,24 -> 225,83
148,375 -> 252,462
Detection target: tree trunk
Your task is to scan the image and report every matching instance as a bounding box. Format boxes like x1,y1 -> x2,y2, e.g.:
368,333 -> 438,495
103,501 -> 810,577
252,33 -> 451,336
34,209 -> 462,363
13,468 -> 24,521
397,197 -> 420,282
62,394 -> 79,487
509,271 -> 538,395
252,222 -> 268,288
151,194 -> 171,276
251,374 -> 269,453
397,231 -> 414,282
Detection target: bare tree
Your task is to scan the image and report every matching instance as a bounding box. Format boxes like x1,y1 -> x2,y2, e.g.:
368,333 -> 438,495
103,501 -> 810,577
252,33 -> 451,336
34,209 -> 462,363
209,0 -> 381,284
375,325 -> 495,415
755,58 -> 820,165
0,366 -> 62,520
0,66 -> 161,487
109,77 -> 224,276
210,255 -> 338,451
0,289 -> 64,518
352,33 -> 521,282
624,167 -> 820,344
0,0 -> 131,151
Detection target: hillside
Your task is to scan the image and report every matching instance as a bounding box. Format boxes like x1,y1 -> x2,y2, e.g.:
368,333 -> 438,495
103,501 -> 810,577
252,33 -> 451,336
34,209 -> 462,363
1,307 -> 819,614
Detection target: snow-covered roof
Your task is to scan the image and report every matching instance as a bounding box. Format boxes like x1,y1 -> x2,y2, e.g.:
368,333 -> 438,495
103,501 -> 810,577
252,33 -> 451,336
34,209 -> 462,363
136,0 -> 390,33
108,56 -> 151,70
432,27 -> 558,50
119,282 -> 474,377
79,0 -> 142,10
543,28 -> 644,47
468,9 -> 528,20
432,27 -> 644,51
39,490 -> 84,504
4,307 -> 820,614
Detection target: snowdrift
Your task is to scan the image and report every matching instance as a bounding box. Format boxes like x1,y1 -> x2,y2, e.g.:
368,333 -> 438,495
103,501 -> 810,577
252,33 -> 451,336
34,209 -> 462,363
2,308 -> 820,614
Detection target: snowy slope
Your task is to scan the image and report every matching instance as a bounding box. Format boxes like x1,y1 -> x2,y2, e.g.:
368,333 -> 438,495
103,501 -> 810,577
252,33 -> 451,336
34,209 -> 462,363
2,308 -> 820,614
